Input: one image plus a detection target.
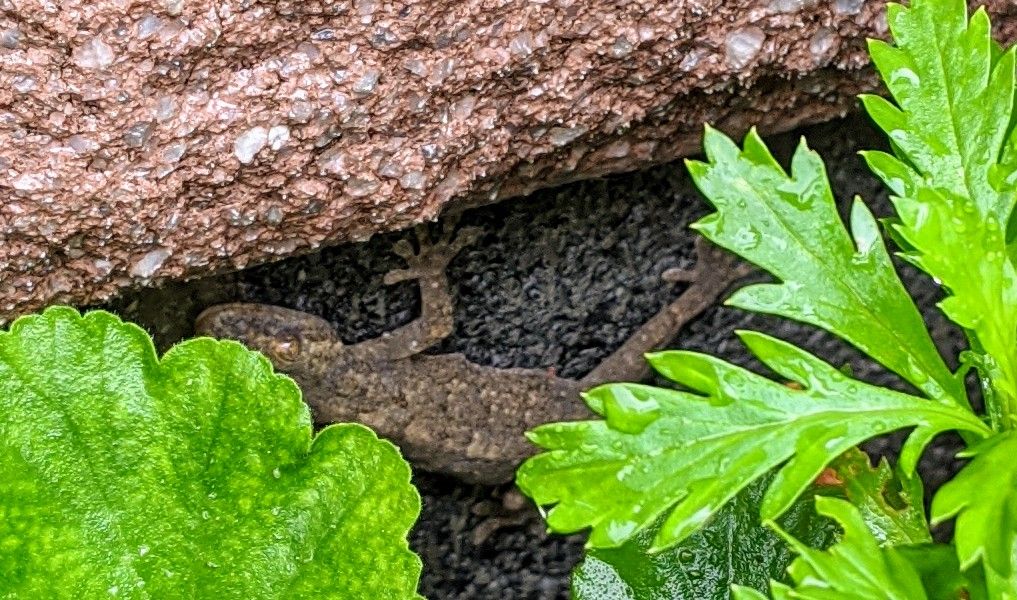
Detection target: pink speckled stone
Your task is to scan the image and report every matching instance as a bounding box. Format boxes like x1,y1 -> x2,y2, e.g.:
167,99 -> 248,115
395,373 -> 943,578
0,0 -> 1015,319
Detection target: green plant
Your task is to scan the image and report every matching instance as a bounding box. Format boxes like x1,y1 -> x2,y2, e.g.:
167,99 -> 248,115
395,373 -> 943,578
0,307 -> 422,598
518,0 -> 1017,596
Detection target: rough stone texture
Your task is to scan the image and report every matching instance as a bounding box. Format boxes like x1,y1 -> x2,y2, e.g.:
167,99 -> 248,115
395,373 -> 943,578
2,0 -> 1016,319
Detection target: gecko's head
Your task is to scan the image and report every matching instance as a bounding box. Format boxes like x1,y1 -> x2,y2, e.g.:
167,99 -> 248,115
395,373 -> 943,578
195,303 -> 340,367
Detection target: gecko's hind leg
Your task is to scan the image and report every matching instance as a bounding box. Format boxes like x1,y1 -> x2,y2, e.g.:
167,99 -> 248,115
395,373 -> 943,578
470,488 -> 537,546
353,218 -> 482,361
579,237 -> 753,386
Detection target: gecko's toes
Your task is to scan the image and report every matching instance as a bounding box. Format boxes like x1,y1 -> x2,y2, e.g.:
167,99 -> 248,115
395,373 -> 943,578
440,212 -> 463,237
450,226 -> 482,251
412,223 -> 433,246
661,267 -> 696,284
391,238 -> 416,260
383,267 -> 420,285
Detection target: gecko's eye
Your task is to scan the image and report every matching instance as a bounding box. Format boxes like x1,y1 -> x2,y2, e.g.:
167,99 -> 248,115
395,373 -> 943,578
268,336 -> 301,362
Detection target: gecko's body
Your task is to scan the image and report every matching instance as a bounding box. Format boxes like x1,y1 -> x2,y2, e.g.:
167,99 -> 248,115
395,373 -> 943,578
196,224 -> 748,484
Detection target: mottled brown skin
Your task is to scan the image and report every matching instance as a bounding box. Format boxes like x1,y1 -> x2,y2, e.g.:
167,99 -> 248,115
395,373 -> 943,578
196,224 -> 750,484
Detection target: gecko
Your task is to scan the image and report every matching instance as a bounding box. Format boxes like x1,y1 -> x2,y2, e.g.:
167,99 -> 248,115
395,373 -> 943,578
195,220 -> 752,485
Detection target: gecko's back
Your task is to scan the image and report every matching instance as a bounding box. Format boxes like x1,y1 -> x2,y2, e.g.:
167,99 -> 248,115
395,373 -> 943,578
195,301 -> 589,484
300,349 -> 589,484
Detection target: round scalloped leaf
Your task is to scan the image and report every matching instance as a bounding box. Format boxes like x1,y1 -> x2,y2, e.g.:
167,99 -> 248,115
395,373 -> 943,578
0,307 -> 422,598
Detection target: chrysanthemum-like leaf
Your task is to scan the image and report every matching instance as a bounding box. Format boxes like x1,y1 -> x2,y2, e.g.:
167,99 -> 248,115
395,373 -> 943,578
758,497 -> 933,600
819,448 -> 930,546
932,430 -> 1017,596
571,475 -> 838,600
862,0 -> 1017,427
516,331 -> 988,551
0,307 -> 422,599
687,126 -> 966,407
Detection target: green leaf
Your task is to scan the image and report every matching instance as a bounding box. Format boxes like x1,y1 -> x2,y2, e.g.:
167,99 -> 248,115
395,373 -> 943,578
571,476 -> 838,600
864,0 -> 1016,224
768,497 -> 929,600
516,330 -> 988,551
820,448 -> 930,545
0,307 -> 422,598
687,127 -> 966,407
861,0 -> 1017,427
896,545 -> 983,600
932,430 -> 1017,593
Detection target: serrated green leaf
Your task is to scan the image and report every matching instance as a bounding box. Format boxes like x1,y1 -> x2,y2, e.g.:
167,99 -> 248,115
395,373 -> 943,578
932,430 -> 1017,595
0,307 -> 422,598
820,448 -> 930,546
687,127 -> 965,407
516,330 -> 988,551
862,0 -> 1017,428
731,587 -> 769,600
896,544 -> 982,600
865,0 -> 1016,223
571,475 -> 838,600
768,497 -> 929,600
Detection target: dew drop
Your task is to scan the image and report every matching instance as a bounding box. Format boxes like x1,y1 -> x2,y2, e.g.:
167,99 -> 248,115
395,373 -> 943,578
268,125 -> 290,150
602,387 -> 660,434
234,126 -> 269,164
68,135 -> 99,154
1,28 -> 22,50
767,0 -> 817,12
725,28 -> 765,69
604,520 -> 638,545
548,126 -> 587,146
399,171 -> 427,190
123,121 -> 155,149
611,35 -> 633,58
833,0 -> 863,15
130,247 -> 171,278
73,36 -> 116,70
809,28 -> 836,63
346,177 -> 380,197
353,69 -> 380,95
137,14 -> 164,39
162,141 -> 187,163
732,226 -> 761,250
890,67 -> 920,88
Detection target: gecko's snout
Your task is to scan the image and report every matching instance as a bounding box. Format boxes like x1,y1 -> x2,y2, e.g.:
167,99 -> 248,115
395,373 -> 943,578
195,303 -> 338,364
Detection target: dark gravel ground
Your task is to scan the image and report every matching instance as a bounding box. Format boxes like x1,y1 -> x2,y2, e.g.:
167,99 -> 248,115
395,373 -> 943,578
107,114 -> 968,599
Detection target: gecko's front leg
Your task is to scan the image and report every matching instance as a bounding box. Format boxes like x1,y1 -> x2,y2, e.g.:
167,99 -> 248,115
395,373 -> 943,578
349,219 -> 481,361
